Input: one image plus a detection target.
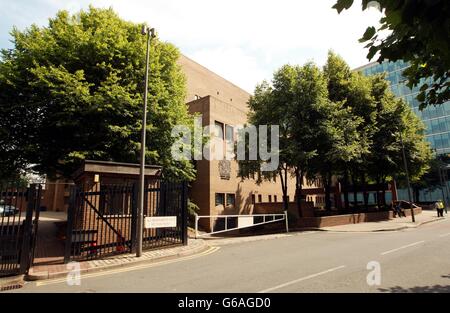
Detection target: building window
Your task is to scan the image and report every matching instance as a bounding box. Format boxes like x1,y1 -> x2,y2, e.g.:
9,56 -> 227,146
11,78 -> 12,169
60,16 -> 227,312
274,195 -> 277,202
225,125 -> 234,142
225,125 -> 234,158
215,193 -> 225,206
214,121 -> 224,139
268,195 -> 272,202
226,194 -> 235,207
252,194 -> 255,204
258,194 -> 262,203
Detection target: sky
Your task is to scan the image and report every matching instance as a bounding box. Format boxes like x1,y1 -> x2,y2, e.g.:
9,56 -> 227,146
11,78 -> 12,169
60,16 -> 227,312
0,0 -> 384,93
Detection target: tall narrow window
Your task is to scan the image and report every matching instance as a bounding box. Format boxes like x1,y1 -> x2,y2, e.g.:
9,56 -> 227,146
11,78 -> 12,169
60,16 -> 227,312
214,121 -> 224,159
214,121 -> 224,139
268,195 -> 272,202
258,194 -> 262,203
215,193 -> 225,206
225,125 -> 234,159
226,194 -> 235,208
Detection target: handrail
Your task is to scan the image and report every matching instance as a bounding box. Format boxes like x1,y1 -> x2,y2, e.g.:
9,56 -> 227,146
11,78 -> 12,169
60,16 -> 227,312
194,212 -> 289,238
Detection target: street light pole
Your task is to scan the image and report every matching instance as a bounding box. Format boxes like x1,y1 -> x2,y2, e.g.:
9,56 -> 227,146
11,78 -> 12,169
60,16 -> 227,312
137,25 -> 155,257
399,130 -> 415,222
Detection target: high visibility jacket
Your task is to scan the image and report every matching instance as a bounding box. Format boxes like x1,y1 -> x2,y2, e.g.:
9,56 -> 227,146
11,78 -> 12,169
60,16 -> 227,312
438,202 -> 444,209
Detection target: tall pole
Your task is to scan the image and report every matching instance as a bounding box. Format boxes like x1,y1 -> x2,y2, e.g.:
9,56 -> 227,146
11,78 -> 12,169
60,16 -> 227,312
399,130 -> 415,222
444,166 -> 449,214
137,25 -> 155,257
438,163 -> 446,208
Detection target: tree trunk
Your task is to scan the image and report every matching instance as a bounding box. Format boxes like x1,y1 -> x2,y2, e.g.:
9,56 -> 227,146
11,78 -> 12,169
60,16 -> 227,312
352,173 -> 358,211
295,168 -> 303,217
361,173 -> 369,211
279,168 -> 289,213
413,186 -> 420,203
376,177 -> 381,210
325,171 -> 332,211
381,177 -> 387,209
343,168 -> 350,211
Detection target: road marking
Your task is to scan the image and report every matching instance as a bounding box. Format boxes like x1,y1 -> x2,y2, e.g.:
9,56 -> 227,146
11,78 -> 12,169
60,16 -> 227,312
35,246 -> 220,287
380,241 -> 425,255
438,232 -> 450,238
258,265 -> 346,293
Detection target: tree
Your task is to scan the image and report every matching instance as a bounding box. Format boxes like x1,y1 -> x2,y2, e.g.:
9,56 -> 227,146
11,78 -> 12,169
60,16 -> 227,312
0,7 -> 195,181
238,63 -> 331,216
333,0 -> 450,109
323,51 -> 373,210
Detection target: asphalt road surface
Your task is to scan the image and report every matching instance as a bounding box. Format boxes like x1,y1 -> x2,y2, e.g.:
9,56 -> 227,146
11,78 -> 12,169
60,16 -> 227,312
14,218 -> 450,293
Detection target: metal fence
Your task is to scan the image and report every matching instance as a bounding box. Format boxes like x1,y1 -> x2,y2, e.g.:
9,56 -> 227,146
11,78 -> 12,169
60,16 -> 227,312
0,184 -> 41,277
65,179 -> 187,262
194,212 -> 288,238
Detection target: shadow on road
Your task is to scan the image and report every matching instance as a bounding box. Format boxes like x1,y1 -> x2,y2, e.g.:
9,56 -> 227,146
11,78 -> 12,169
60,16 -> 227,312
378,274 -> 450,293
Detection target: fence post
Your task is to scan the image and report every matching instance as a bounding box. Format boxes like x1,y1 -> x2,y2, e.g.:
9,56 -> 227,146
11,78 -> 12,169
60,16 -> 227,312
19,184 -> 36,274
64,186 -> 77,264
194,213 -> 199,239
284,210 -> 289,233
130,182 -> 138,254
29,184 -> 43,268
181,181 -> 188,245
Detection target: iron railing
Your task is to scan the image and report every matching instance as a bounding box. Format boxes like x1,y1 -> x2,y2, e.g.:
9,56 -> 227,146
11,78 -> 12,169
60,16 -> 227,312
65,179 -> 187,262
0,183 -> 41,277
194,212 -> 288,238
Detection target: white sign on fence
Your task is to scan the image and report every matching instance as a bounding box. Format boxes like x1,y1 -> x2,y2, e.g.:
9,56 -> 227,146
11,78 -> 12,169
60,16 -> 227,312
144,216 -> 177,229
238,216 -> 254,228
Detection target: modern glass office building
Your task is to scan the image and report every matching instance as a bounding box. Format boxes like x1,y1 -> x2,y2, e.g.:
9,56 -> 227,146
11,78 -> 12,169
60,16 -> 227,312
357,60 -> 450,202
357,60 -> 450,155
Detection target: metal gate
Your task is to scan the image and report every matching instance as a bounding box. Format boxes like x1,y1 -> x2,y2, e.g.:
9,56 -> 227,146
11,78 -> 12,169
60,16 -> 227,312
0,184 -> 41,277
64,179 -> 187,262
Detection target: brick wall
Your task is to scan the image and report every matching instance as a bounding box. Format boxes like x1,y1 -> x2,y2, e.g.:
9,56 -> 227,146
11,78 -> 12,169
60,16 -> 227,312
295,207 -> 422,228
253,201 -> 315,218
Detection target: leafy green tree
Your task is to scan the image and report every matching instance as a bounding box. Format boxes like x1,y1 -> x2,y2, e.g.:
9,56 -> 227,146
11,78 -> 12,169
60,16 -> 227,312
238,80 -> 293,214
239,63 -> 332,215
323,51 -> 373,210
333,0 -> 450,108
0,7 -> 195,181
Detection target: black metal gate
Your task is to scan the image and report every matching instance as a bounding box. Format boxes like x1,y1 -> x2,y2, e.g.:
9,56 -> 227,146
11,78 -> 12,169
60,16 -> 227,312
0,184 -> 41,277
64,179 -> 187,262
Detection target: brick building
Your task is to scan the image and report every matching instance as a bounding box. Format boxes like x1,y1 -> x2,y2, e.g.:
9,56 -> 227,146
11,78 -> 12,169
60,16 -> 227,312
43,54 -> 324,216
178,55 -> 321,220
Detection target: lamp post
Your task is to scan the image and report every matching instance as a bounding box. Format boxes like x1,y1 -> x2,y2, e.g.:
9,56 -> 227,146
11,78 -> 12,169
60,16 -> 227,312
137,25 -> 155,257
399,129 -> 415,222
438,161 -> 450,214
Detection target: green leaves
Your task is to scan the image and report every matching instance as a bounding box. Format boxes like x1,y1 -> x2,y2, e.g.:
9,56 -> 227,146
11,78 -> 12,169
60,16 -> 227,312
332,0 -> 354,13
0,7 -> 195,181
360,26 -> 376,42
333,0 -> 450,108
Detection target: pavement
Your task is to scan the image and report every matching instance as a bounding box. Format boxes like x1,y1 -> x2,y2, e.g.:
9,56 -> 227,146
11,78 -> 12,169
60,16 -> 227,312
202,210 -> 444,246
12,214 -> 450,293
26,239 -> 208,281
319,210 -> 444,232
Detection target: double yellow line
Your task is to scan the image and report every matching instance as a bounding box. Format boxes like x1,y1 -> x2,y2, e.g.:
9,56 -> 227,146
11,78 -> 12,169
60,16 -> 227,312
36,246 -> 220,287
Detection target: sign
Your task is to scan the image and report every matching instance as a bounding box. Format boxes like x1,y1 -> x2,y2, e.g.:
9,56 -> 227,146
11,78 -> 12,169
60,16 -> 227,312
144,216 -> 177,229
238,216 -> 254,228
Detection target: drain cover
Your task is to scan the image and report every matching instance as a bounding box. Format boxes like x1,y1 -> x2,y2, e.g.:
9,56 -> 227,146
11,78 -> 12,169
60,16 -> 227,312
0,283 -> 23,291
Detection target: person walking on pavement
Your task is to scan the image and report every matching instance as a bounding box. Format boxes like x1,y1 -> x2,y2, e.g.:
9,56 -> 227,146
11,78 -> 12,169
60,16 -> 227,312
437,200 -> 445,217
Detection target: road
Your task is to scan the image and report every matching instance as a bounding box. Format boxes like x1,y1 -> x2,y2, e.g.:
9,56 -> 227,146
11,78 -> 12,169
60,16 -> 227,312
14,218 -> 450,293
